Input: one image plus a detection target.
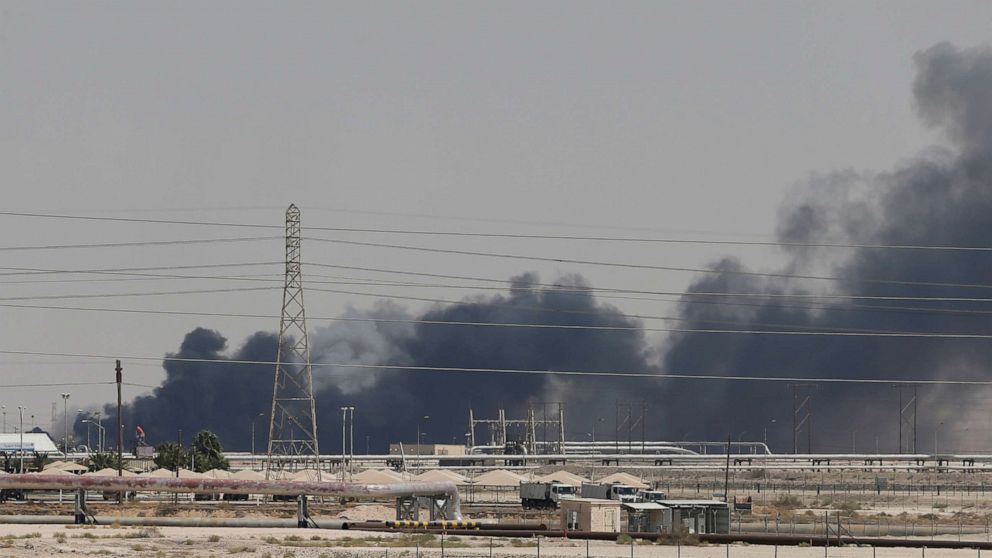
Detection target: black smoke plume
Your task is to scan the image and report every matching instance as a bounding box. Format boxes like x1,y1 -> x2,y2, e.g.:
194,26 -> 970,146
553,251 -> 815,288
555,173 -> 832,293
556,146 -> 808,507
79,273 -> 659,451
79,43 -> 992,454
661,42 -> 992,453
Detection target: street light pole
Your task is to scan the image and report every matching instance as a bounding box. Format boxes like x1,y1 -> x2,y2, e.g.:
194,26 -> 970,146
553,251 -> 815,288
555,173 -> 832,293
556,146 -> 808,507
348,406 -> 355,479
417,415 -> 430,458
86,421 -> 106,456
251,412 -> 264,471
78,410 -> 88,452
81,420 -> 92,454
17,406 -> 25,473
1,405 -> 5,433
340,406 -> 348,481
61,393 -> 71,455
95,411 -> 103,453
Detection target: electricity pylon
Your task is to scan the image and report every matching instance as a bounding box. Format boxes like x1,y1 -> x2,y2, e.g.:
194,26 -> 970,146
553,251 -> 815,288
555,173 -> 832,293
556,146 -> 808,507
266,204 -> 321,478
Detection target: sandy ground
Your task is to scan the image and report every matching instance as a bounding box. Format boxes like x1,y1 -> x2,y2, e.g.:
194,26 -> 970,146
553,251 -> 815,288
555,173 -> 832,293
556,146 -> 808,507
1,524 -> 990,558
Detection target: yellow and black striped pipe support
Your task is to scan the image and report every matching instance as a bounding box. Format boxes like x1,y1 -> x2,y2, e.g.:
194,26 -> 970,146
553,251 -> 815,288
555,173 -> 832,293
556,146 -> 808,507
432,520 -> 480,529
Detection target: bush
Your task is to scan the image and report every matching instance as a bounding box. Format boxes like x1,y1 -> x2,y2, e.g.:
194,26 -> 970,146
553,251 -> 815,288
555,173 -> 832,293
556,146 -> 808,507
616,534 -> 634,545
772,495 -> 802,510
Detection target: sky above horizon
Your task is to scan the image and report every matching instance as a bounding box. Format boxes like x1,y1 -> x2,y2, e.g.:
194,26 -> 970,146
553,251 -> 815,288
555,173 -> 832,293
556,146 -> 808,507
1,1 -> 990,441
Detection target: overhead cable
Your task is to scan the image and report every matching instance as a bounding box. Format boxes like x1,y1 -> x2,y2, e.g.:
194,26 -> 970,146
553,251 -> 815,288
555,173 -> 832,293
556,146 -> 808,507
0,236 -> 279,252
4,210 -> 992,252
303,236 -> 992,291
3,301 -> 990,338
2,349 -> 991,386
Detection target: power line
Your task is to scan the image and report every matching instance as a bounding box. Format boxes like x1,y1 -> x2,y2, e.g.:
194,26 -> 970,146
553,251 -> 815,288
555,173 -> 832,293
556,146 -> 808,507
304,236 -> 992,291
305,263 -> 992,303
2,349 -> 991,386
306,273 -> 992,304
0,261 -> 279,278
299,264 -> 992,319
0,272 -> 281,285
3,301 -> 990,338
6,262 -> 992,325
305,284 -> 992,319
0,286 -> 276,302
7,211 -> 992,290
0,381 -> 116,388
7,262 -> 990,321
0,381 -> 155,389
0,236 -> 279,252
0,299 -> 923,334
6,210 -> 992,252
300,227 -> 992,252
6,259 -> 992,305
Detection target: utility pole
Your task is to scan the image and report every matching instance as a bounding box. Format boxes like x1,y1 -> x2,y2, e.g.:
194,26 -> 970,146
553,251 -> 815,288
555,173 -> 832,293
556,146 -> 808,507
116,360 -> 123,480
897,385 -> 902,453
913,384 -> 918,453
723,432 -> 732,504
174,429 -> 182,505
61,393 -> 71,455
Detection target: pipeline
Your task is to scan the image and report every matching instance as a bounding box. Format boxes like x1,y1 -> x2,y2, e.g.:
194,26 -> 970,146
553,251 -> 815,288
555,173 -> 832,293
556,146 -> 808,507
699,533 -> 992,550
371,521 -> 547,531
0,515 -> 347,528
0,515 -> 985,549
0,473 -> 461,519
364,528 -> 992,549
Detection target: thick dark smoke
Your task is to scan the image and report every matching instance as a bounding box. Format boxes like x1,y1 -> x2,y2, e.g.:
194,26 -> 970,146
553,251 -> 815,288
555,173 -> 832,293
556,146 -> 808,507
79,273 -> 658,451
79,42 -> 992,454
661,42 -> 992,453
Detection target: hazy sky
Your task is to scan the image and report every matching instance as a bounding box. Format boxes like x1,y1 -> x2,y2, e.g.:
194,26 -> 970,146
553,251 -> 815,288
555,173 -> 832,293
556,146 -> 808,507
1,1 -> 990,433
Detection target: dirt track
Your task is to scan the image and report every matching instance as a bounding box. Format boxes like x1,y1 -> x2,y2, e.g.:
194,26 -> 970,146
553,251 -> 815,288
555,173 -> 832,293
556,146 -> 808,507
2,524 -> 991,558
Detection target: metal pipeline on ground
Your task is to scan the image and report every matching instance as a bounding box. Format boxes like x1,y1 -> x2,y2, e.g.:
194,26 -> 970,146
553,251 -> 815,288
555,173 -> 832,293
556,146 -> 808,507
0,515 -> 347,528
0,515 -> 987,549
371,521 -> 547,531
361,528 -> 992,549
0,473 -> 462,519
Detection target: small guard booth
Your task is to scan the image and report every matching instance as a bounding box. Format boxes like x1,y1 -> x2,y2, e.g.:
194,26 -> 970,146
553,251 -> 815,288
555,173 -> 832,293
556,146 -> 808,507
559,498 -> 621,532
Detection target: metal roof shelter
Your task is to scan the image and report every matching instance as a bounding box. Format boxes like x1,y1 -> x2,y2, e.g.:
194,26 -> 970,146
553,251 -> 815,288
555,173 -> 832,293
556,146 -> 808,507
623,501 -> 672,533
623,502 -> 667,511
656,499 -> 731,534
0,433 -> 60,454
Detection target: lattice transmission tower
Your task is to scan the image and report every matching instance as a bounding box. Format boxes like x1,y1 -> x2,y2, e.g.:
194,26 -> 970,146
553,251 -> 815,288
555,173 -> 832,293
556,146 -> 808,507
266,204 -> 321,478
